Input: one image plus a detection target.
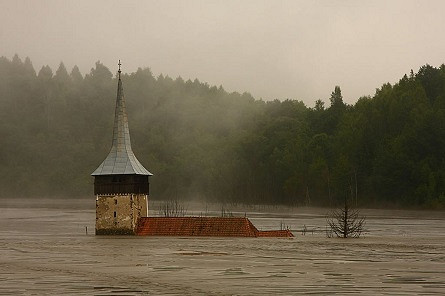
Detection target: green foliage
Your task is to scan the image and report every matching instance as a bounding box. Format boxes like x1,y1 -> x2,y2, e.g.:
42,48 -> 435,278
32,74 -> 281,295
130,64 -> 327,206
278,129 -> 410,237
0,55 -> 444,209
329,85 -> 344,107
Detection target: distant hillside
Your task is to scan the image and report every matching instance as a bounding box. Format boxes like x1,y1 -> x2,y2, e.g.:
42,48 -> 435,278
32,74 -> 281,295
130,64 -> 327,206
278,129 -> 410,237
0,55 -> 444,209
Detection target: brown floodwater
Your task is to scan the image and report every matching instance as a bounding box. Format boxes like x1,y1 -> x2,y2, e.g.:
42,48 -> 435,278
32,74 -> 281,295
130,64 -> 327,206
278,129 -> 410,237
1,198 -> 444,295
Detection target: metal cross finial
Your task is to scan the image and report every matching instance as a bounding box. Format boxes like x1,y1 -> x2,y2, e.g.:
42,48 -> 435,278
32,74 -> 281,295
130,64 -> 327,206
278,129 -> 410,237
117,60 -> 122,79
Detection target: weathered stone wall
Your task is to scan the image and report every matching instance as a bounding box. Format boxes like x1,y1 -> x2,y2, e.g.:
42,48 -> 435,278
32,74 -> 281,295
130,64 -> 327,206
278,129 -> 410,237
95,194 -> 148,235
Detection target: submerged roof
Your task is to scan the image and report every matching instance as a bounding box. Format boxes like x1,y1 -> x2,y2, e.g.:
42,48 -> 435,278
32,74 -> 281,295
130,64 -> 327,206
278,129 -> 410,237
136,217 -> 259,237
92,62 -> 152,176
136,217 -> 294,237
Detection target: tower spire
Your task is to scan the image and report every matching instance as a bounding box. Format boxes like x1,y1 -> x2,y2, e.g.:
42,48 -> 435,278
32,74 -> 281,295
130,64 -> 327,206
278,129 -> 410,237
91,60 -> 152,176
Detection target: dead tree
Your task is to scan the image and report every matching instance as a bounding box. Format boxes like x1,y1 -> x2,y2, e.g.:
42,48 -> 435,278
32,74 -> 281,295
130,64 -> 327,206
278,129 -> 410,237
159,200 -> 187,217
326,194 -> 365,238
221,206 -> 233,217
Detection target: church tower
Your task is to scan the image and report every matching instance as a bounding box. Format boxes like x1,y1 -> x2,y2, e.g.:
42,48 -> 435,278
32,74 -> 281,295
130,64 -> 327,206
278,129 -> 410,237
92,61 -> 152,235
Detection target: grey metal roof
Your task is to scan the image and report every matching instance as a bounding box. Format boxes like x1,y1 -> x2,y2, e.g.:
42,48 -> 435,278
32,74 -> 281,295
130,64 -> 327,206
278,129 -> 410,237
92,73 -> 153,176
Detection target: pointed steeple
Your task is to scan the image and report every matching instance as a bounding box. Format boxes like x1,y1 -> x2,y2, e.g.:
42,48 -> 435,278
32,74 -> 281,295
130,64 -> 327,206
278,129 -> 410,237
92,61 -> 152,176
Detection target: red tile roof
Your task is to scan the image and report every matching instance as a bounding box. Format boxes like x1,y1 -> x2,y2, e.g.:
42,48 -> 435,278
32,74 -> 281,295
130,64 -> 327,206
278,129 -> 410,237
136,217 -> 294,237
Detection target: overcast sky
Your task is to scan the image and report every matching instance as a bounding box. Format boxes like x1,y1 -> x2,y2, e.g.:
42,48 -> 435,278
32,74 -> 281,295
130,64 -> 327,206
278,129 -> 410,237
1,0 -> 444,105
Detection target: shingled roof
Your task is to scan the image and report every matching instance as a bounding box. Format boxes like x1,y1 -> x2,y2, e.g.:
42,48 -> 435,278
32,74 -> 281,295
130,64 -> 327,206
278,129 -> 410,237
92,63 -> 152,176
136,217 -> 294,237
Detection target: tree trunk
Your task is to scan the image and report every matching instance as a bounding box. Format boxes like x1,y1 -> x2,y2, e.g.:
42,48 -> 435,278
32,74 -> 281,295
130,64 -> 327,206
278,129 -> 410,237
355,170 -> 358,207
343,196 -> 348,238
327,170 -> 332,206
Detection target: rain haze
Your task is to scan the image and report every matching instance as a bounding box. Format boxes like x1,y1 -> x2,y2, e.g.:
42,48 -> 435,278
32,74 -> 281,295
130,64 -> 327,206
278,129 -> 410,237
1,1 -> 445,295
2,0 -> 445,105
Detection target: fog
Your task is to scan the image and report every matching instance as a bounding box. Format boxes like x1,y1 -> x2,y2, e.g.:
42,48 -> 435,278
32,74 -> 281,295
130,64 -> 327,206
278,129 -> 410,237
2,0 -> 445,105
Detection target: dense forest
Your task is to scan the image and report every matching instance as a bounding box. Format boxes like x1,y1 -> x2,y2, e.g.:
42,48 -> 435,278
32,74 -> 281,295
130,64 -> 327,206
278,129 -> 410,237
0,55 -> 444,209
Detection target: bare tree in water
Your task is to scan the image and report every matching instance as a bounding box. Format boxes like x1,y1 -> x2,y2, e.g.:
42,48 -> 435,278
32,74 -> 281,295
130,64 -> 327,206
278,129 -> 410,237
159,200 -> 187,217
326,191 -> 365,238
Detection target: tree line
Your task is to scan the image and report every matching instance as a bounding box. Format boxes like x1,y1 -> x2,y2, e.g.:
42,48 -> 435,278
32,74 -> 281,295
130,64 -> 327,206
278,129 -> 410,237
0,54 -> 444,208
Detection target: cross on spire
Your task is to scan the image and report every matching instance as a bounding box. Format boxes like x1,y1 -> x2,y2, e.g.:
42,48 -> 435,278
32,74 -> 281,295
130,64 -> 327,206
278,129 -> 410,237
118,60 -> 122,79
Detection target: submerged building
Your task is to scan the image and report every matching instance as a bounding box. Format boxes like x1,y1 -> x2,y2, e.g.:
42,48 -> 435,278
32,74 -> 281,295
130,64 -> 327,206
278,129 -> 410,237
92,61 -> 293,238
92,61 -> 152,235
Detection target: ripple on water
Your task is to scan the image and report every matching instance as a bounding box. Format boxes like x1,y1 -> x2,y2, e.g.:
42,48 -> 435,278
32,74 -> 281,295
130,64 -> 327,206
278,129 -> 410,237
220,267 -> 249,276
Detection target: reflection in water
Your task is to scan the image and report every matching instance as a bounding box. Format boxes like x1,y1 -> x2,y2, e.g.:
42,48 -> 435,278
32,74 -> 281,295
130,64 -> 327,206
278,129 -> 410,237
0,199 -> 444,295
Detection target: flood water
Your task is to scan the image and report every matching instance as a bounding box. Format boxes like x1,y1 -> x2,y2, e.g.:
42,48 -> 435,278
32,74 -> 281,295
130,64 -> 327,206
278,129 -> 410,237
1,198 -> 444,295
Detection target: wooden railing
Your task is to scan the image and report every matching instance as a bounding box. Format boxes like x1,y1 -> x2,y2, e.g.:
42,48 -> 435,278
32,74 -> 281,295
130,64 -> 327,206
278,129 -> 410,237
94,182 -> 149,195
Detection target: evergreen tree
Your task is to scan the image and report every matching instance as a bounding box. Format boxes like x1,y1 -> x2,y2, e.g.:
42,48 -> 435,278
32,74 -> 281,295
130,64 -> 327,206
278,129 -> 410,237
69,65 -> 83,84
329,85 -> 344,108
0,55 -> 444,208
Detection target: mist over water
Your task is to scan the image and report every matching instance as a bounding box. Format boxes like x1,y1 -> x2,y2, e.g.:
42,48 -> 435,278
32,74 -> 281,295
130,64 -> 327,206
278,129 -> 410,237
1,199 -> 444,295
2,2 -> 445,294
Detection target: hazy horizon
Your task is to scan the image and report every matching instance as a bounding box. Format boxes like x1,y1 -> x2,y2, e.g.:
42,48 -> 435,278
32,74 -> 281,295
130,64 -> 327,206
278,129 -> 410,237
2,0 -> 445,105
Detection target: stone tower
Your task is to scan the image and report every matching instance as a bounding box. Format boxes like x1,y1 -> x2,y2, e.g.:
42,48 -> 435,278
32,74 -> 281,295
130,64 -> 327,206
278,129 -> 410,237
92,61 -> 152,235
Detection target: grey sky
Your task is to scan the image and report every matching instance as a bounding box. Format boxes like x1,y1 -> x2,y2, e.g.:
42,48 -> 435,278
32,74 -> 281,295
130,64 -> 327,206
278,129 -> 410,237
1,0 -> 444,105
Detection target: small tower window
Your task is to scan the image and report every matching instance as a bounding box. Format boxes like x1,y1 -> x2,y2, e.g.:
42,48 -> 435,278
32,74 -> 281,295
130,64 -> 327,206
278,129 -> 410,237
115,199 -> 117,205
114,211 -> 117,218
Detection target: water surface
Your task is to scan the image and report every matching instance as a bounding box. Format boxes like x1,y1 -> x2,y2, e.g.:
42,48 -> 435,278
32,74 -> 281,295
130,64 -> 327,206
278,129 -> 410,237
1,199 -> 444,295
